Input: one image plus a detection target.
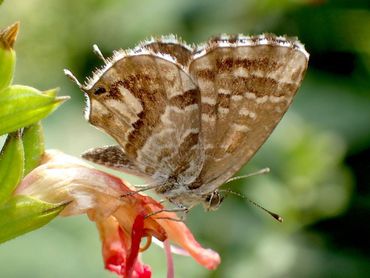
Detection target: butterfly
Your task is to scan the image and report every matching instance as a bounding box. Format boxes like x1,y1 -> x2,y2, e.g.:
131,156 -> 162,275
65,34 -> 309,211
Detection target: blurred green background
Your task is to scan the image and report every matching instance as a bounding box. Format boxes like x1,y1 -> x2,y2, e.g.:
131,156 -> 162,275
1,0 -> 369,277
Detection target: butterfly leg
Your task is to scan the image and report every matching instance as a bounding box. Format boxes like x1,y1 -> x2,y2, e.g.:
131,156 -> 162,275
145,206 -> 189,222
120,183 -> 160,198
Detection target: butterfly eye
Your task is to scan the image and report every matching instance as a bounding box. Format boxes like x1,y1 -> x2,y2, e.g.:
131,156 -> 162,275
204,191 -> 224,211
94,86 -> 107,96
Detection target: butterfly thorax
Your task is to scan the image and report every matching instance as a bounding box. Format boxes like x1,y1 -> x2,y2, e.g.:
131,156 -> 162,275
155,177 -> 224,210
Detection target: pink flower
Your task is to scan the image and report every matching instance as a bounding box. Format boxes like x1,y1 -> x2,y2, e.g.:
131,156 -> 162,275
15,150 -> 220,278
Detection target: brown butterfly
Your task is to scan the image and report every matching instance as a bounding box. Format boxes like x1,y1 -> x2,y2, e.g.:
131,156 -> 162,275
65,34 -> 309,211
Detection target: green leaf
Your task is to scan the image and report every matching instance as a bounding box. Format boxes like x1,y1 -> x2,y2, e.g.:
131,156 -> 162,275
22,122 -> 45,175
0,85 -> 69,136
42,88 -> 57,98
0,131 -> 24,204
0,22 -> 18,91
0,195 -> 67,244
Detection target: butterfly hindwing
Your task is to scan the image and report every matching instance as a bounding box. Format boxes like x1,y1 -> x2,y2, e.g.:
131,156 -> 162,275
188,34 -> 308,192
82,145 -> 151,178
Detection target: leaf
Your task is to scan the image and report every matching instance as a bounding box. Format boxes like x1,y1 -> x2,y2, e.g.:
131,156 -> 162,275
0,195 -> 67,244
0,85 -> 69,136
0,22 -> 19,92
22,122 -> 45,175
0,131 -> 24,204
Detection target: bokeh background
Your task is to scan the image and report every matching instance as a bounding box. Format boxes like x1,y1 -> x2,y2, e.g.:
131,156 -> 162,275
1,0 -> 369,277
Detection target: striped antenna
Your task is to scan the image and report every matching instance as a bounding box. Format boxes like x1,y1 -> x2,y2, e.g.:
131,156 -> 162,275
220,189 -> 283,223
226,168 -> 270,184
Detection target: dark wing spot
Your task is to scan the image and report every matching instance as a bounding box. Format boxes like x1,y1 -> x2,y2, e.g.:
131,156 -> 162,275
94,86 -> 107,95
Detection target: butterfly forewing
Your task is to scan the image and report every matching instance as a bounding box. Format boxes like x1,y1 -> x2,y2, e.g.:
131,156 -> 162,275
86,53 -> 204,184
189,35 -> 308,192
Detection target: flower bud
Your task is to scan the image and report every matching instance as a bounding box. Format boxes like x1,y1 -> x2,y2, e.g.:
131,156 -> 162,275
22,122 -> 45,175
0,22 -> 19,92
0,86 -> 69,136
0,195 -> 67,244
0,131 -> 24,204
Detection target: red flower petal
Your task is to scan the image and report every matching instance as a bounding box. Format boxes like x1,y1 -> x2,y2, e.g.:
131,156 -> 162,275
94,214 -> 152,278
126,214 -> 145,278
151,212 -> 221,270
16,150 -> 220,277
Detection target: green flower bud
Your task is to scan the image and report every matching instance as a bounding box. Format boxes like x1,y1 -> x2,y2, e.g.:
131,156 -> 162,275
0,131 -> 24,204
0,22 -> 19,92
0,85 -> 69,136
22,122 -> 45,175
0,195 -> 67,244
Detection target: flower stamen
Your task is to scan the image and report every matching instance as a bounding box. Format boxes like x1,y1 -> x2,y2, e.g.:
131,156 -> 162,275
139,235 -> 152,252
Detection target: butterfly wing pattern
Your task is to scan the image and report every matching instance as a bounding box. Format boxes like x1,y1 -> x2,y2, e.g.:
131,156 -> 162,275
67,34 -> 309,210
188,34 -> 309,195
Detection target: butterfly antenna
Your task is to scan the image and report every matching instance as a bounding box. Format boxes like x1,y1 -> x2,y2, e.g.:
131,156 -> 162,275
246,196 -> 283,223
225,167 -> 270,184
220,189 -> 283,223
64,69 -> 86,90
92,44 -> 107,63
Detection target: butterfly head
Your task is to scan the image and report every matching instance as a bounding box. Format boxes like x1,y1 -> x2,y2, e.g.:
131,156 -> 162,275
203,190 -> 224,211
161,186 -> 225,211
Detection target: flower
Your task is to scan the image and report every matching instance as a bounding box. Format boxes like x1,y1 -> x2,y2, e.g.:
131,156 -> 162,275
15,150 -> 220,277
